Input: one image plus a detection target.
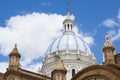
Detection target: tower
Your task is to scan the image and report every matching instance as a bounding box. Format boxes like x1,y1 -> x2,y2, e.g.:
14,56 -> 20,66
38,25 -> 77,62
102,33 -> 115,65
9,44 -> 21,70
52,59 -> 67,80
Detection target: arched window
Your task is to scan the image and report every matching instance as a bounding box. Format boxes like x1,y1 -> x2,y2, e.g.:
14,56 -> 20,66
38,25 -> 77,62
72,69 -> 75,77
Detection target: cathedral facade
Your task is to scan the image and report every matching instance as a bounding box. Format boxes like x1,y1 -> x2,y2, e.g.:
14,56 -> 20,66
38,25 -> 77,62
0,11 -> 120,80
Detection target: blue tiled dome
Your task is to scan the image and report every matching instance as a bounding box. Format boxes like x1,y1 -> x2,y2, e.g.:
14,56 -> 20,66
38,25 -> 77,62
46,34 -> 92,54
46,11 -> 92,54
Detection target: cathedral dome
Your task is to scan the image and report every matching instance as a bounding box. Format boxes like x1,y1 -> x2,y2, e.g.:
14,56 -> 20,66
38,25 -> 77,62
46,11 -> 92,55
41,11 -> 96,80
46,34 -> 92,54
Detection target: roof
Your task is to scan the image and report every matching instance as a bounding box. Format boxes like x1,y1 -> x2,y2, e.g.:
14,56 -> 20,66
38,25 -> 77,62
4,68 -> 51,80
0,72 -> 4,76
46,34 -> 92,54
9,44 -> 21,57
54,59 -> 66,71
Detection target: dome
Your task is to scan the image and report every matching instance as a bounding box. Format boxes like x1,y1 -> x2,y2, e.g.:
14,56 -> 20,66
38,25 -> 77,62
41,11 -> 96,80
46,34 -> 92,54
46,11 -> 93,55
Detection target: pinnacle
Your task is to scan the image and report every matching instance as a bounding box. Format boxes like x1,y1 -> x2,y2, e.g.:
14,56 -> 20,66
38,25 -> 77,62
104,33 -> 112,47
54,59 -> 66,71
9,44 -> 21,57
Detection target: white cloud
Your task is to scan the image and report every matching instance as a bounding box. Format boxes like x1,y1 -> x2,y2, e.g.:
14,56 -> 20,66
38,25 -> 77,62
41,2 -> 52,6
102,19 -> 119,28
117,9 -> 120,20
0,12 -> 65,67
101,8 -> 120,43
0,62 -> 8,73
0,12 -> 94,73
108,30 -> 117,36
83,36 -> 94,46
74,26 -> 94,46
23,62 -> 42,73
110,30 -> 120,42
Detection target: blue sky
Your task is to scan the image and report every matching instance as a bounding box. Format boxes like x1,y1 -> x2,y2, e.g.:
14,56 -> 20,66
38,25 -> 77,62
0,0 -> 120,72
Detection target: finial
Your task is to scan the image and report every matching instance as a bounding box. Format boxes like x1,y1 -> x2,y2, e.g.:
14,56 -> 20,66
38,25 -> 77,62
67,0 -> 70,13
67,0 -> 70,19
105,33 -> 110,41
15,43 -> 17,48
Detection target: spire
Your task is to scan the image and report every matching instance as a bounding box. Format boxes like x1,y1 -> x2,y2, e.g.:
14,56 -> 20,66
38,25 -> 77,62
102,33 -> 115,65
67,0 -> 70,19
9,43 -> 21,58
67,11 -> 71,19
52,59 -> 67,80
54,59 -> 66,71
63,1 -> 74,35
9,44 -> 21,69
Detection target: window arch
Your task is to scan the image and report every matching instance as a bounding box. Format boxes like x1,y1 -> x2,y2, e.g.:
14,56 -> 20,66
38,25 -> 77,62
72,69 -> 75,77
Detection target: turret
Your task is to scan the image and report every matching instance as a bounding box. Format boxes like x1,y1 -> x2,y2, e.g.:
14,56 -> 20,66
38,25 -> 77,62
9,44 -> 21,70
51,59 -> 67,80
102,33 -> 115,65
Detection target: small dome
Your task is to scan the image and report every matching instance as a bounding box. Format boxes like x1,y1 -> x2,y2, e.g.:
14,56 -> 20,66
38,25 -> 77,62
46,34 -> 92,54
63,18 -> 74,24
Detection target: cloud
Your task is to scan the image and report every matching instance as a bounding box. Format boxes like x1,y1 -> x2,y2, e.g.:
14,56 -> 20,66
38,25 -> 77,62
101,8 -> 120,43
0,62 -> 8,73
117,9 -> 120,20
0,12 -> 65,67
23,62 -> 43,73
110,30 -> 120,42
41,2 -> 52,6
102,19 -> 119,28
108,30 -> 117,37
74,26 -> 94,46
0,12 -> 94,73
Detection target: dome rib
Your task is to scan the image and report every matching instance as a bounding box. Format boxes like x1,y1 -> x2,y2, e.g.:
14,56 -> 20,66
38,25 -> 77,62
76,35 -> 89,52
57,35 -> 63,50
66,35 -> 69,49
49,37 -> 59,53
72,35 -> 79,50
